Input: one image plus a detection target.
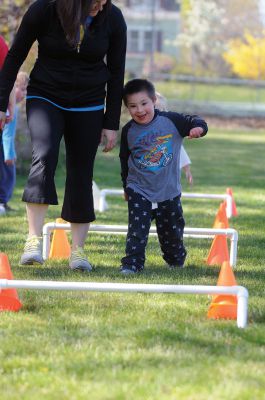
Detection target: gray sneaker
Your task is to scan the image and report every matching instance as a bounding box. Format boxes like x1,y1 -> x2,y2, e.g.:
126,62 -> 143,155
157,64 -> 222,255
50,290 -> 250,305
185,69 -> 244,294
20,235 -> 44,265
69,247 -> 92,272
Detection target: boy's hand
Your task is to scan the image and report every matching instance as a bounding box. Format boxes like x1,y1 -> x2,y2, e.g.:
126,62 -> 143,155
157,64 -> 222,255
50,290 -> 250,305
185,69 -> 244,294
188,127 -> 204,139
100,129 -> 117,152
183,165 -> 193,185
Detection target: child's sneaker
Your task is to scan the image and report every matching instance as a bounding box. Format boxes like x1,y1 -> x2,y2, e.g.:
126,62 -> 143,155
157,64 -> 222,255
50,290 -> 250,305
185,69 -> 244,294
69,247 -> 92,272
120,264 -> 143,274
20,235 -> 44,265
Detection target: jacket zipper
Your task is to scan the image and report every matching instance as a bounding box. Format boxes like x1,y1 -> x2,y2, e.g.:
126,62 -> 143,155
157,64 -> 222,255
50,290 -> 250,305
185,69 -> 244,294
77,24 -> 85,53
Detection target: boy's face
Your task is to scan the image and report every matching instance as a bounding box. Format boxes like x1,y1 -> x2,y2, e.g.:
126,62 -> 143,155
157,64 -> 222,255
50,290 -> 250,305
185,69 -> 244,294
126,91 -> 156,125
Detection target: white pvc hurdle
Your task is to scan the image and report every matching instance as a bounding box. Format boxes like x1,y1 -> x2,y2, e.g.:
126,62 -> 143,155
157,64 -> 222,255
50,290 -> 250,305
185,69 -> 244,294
0,279 -> 248,328
42,223 -> 238,267
98,189 -> 233,218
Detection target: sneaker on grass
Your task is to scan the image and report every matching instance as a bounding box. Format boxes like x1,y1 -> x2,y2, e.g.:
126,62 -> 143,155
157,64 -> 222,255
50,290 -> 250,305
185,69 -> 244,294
69,247 -> 92,272
20,235 -> 44,265
120,264 -> 143,274
167,263 -> 184,269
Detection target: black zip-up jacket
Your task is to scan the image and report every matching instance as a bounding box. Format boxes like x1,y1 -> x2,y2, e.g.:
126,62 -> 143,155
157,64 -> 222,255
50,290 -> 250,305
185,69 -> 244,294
0,0 -> 127,130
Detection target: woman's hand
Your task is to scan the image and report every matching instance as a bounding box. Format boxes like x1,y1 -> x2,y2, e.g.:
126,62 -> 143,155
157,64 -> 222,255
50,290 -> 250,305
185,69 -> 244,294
5,159 -> 16,166
100,129 -> 117,152
0,111 -> 6,131
6,87 -> 16,123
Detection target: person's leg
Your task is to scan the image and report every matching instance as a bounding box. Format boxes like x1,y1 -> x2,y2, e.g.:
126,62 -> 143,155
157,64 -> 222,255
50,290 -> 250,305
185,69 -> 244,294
120,188 -> 152,274
0,142 -> 7,215
62,109 -> 103,223
71,222 -> 90,250
20,203 -> 49,265
26,203 -> 49,237
4,162 -> 16,208
68,222 -> 92,271
20,99 -> 64,265
155,195 -> 186,268
63,110 -> 103,270
22,99 -> 64,205
0,140 -> 10,208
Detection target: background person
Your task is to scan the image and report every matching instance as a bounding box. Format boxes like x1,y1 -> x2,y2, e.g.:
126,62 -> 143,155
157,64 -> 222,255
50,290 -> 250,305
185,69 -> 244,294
119,79 -> 208,274
0,36 -> 16,128
155,91 -> 193,185
0,72 -> 29,214
0,35 -> 16,216
0,0 -> 127,270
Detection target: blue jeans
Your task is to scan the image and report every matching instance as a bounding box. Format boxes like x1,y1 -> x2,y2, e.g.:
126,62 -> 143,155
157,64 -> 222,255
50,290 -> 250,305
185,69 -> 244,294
0,140 -> 16,204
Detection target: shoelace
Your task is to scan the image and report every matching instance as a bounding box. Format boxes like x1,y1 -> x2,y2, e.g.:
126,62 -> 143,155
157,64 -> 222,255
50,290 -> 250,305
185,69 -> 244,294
71,247 -> 86,261
24,236 -> 41,251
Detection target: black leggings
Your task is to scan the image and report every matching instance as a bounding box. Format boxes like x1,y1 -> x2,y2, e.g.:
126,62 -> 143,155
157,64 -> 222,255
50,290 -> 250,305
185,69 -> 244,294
121,188 -> 187,269
23,98 -> 104,223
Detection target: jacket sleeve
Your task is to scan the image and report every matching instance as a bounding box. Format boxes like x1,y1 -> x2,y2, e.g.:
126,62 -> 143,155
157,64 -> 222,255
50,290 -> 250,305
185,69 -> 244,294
163,111 -> 208,138
0,36 -> 9,69
119,124 -> 131,190
0,0 -> 46,112
104,7 -> 127,130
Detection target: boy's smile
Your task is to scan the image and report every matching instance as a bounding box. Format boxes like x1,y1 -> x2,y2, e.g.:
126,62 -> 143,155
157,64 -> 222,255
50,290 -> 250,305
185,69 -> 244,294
126,91 -> 156,125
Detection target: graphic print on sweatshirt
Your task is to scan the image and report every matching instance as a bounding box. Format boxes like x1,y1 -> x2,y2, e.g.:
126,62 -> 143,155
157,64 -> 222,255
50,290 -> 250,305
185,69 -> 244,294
132,130 -> 173,171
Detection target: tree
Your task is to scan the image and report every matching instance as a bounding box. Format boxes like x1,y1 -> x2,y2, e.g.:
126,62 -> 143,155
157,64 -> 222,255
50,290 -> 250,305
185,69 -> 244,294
224,32 -> 265,79
176,0 -> 262,76
0,0 -> 33,42
177,0 -> 226,74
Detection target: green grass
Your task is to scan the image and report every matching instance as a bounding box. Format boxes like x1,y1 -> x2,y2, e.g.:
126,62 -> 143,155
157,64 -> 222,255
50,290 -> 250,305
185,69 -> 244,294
155,81 -> 265,103
0,127 -> 265,399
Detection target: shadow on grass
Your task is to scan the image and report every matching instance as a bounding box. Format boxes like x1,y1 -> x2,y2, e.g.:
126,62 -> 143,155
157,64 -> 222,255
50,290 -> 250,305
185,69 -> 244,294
15,262 -> 221,283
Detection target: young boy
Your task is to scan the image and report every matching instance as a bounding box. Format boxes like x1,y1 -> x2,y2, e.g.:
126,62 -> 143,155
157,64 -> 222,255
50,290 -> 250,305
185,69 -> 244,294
119,79 -> 208,274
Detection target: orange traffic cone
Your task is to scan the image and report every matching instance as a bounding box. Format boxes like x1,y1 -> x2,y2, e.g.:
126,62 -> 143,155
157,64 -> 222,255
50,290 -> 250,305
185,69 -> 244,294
207,261 -> 237,320
226,187 -> 238,217
213,202 -> 229,228
206,223 -> 229,266
0,253 -> 22,312
49,218 -> 71,259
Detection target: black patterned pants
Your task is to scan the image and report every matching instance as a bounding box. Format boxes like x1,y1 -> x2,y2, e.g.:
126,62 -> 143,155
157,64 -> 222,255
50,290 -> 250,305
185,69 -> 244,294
121,187 -> 187,270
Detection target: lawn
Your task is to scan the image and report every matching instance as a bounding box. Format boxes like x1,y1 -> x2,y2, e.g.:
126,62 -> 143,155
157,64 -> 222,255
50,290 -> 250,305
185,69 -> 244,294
0,126 -> 265,399
155,81 -> 265,103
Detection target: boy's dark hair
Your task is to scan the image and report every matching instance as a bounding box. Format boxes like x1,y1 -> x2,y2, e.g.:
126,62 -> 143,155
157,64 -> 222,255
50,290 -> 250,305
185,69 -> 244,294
123,79 -> 156,106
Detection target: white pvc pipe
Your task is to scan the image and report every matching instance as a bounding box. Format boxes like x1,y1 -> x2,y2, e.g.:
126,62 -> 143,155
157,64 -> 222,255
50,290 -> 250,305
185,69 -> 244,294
98,189 -> 233,218
42,223 -> 238,267
99,189 -> 122,212
0,279 -> 248,328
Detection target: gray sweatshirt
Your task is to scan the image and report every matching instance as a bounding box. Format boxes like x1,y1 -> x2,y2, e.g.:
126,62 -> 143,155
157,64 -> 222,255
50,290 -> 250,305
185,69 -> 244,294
119,109 -> 208,202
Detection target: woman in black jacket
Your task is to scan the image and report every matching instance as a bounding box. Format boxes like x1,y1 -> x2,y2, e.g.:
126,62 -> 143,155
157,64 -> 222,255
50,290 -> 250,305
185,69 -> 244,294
0,0 -> 127,271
